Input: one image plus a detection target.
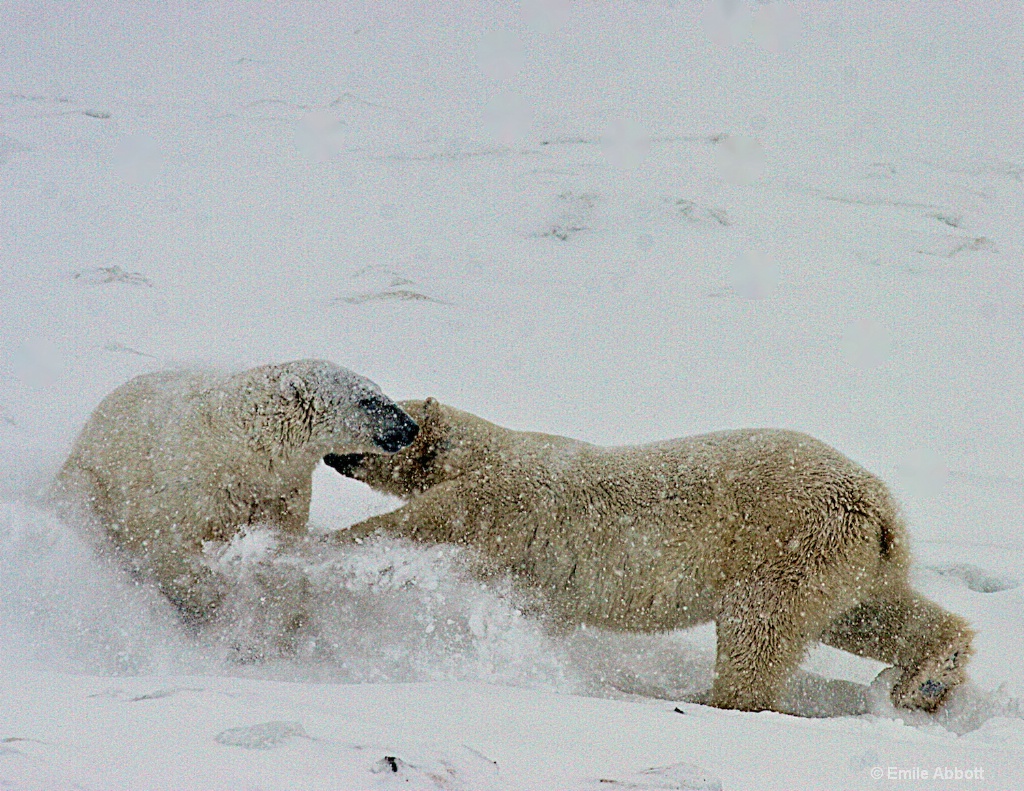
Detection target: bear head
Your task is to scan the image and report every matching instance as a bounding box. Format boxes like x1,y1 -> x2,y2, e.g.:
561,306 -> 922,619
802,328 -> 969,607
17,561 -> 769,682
240,360 -> 418,458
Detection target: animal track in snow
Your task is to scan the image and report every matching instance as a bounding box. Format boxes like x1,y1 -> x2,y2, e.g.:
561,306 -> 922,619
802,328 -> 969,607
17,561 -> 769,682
928,211 -> 963,228
584,762 -> 723,791
215,721 -> 310,750
103,342 -> 156,358
912,234 -> 993,259
665,198 -> 731,227
369,745 -> 500,790
2,93 -> 112,121
930,564 -> 1020,594
72,266 -> 153,287
336,266 -> 446,305
339,290 -> 446,305
537,190 -> 598,242
88,686 -> 208,703
863,161 -> 897,179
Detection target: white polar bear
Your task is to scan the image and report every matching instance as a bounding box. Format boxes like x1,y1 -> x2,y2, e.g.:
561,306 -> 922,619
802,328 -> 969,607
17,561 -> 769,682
55,359 -> 418,622
326,398 -> 973,714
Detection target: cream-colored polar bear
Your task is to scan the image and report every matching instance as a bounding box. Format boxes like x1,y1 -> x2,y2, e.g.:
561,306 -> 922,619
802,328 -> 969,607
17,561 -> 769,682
326,399 -> 973,713
55,359 -> 418,622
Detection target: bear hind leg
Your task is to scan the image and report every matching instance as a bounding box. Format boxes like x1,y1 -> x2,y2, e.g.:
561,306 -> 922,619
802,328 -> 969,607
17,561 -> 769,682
821,591 -> 973,712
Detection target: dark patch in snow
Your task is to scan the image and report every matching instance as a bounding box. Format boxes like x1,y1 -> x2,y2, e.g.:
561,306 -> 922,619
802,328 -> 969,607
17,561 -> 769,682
8,93 -> 73,104
128,687 -> 179,702
87,688 -> 127,700
863,162 -> 897,179
337,290 -> 447,305
539,136 -> 598,147
88,686 -> 213,703
88,686 -> 207,703
215,721 -> 310,750
72,266 -> 153,287
914,235 -> 993,258
909,155 -> 1024,183
350,265 -> 414,284
244,98 -> 313,112
369,746 -> 500,790
999,161 -> 1024,182
103,342 -> 156,358
807,188 -> 943,211
536,191 -> 597,242
541,224 -> 588,242
0,737 -> 47,756
930,564 -> 1020,594
382,147 -> 526,163
929,212 -> 963,228
330,92 -> 388,110
588,763 -> 722,790
539,133 -> 724,148
339,267 -> 446,305
2,93 -> 117,121
667,198 -> 731,227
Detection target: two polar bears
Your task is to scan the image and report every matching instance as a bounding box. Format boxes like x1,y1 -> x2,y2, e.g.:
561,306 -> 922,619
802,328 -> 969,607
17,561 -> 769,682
55,359 -> 418,622
57,362 -> 973,714
325,398 -> 974,713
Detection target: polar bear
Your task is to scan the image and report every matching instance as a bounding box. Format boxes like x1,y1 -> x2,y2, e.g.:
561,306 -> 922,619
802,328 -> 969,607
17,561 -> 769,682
55,359 -> 418,622
325,398 -> 973,713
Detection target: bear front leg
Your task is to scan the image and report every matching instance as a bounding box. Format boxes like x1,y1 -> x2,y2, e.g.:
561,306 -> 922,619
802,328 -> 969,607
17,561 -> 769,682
821,591 -> 973,712
326,480 -> 465,546
148,548 -> 226,627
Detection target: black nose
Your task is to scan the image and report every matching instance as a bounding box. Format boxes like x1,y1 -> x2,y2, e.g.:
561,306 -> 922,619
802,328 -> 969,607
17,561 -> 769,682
374,410 -> 419,452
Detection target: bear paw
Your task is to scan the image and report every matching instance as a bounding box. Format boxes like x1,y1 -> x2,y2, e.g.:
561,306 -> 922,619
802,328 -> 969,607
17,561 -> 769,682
891,640 -> 969,712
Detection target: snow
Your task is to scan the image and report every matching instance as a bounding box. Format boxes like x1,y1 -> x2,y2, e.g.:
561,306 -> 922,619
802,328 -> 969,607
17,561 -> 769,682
1,1 -> 1023,788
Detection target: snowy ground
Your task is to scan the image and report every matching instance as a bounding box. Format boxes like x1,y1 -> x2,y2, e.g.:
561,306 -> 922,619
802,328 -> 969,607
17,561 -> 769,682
1,2 -> 1023,789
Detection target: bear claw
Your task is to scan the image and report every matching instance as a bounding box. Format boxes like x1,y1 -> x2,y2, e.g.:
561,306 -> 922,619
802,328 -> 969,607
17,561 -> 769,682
892,643 -> 968,712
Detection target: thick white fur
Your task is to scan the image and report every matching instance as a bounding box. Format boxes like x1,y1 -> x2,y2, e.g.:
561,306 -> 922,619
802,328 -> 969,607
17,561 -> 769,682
55,359 -> 416,621
331,399 -> 973,713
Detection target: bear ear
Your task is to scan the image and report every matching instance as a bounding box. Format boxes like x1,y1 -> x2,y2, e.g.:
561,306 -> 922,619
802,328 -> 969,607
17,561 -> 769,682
419,397 -> 450,444
279,373 -> 308,402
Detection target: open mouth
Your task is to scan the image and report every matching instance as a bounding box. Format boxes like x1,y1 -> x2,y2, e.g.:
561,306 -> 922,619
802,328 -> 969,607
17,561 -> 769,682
323,453 -> 367,476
